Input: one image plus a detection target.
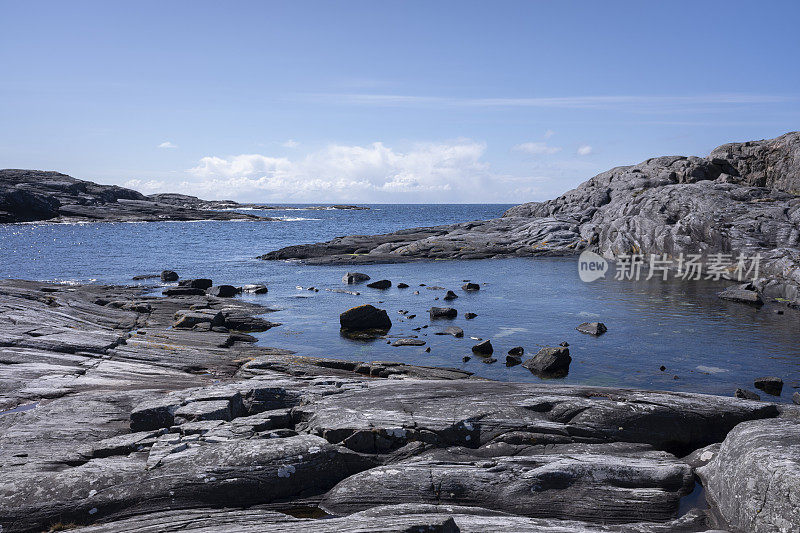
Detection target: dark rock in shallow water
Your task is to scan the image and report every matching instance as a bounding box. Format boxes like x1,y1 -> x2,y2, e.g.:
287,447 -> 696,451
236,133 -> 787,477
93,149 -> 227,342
443,290 -> 458,301
435,326 -> 464,338
173,310 -> 224,329
508,346 -> 524,356
471,339 -> 493,355
391,338 -> 426,347
343,272 -> 370,284
523,346 -> 572,376
366,279 -> 391,289
429,307 -> 457,319
794,392 -> 800,405
396,282 -> 409,288
754,376 -> 783,396
340,304 -> 392,330
223,313 -> 279,332
162,287 -> 205,297
178,278 -> 213,290
160,270 -> 179,282
576,322 -> 607,335
462,282 -> 480,291
464,312 -> 477,319
506,354 -> 522,366
206,285 -> 240,298
718,286 -> 764,306
734,388 -> 761,401
242,283 -> 268,294
698,418 -> 800,532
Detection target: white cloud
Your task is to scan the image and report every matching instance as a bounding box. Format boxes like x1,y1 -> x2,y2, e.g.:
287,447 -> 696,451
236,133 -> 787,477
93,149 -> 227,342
513,142 -> 562,155
281,139 -> 300,148
544,129 -> 556,139
158,141 -> 178,149
577,145 -> 593,156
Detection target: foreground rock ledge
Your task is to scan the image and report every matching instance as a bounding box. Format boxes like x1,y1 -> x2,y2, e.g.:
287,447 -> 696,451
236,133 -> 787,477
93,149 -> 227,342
0,280 -> 799,532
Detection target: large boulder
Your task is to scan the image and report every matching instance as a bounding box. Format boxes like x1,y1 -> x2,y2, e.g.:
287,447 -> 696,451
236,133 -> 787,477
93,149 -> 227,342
366,279 -> 391,289
340,305 -> 392,330
206,285 -> 240,298
523,346 -> 572,377
698,418 -> 800,532
471,340 -> 493,355
178,278 -> 213,290
160,270 -> 179,282
343,272 -> 371,284
429,307 -> 457,319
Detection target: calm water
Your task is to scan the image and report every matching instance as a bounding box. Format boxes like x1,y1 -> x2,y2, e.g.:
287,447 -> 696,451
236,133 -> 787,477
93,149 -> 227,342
1,204 -> 798,401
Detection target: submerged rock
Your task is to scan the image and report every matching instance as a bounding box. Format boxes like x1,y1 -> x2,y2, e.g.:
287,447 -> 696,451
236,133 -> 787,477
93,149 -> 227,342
576,322 -> 607,336
340,304 -> 392,330
435,326 -> 464,338
366,279 -> 391,289
464,312 -> 477,319
391,338 -> 426,347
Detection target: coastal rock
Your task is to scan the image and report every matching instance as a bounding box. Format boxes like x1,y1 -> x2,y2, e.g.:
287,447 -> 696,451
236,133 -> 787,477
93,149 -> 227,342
206,285 -> 240,298
342,272 -> 370,284
443,290 -> 458,301
366,279 -> 391,289
435,326 -> 464,338
754,376 -> 783,396
576,322 -> 607,336
471,340 -> 493,355
734,388 -> 761,401
391,338 -> 426,347
242,284 -> 268,294
396,282 -> 409,288
718,286 -> 764,306
462,282 -> 480,291
160,270 -> 179,282
698,418 -> 800,532
162,287 -> 205,297
465,312 -> 477,319
340,305 -> 392,330
173,310 -> 224,329
429,307 -> 457,319
179,278 -> 213,290
794,392 -> 800,405
522,346 -> 571,376
508,346 -> 524,356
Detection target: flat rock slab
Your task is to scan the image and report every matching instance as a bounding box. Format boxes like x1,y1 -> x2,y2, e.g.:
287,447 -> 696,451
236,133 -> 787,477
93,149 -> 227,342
698,418 -> 800,532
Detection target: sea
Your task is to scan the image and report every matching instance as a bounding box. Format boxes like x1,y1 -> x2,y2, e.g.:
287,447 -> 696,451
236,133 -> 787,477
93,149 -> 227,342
1,204 -> 798,401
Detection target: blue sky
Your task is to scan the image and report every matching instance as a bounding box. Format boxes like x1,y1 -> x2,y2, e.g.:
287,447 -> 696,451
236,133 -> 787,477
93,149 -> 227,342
1,1 -> 798,203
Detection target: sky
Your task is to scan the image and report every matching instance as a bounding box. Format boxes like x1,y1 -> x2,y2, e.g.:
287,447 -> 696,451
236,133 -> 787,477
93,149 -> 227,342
1,1 -> 798,203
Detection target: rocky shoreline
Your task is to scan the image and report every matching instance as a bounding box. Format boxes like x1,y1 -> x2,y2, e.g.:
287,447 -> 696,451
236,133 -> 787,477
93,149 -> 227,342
261,132 -> 800,303
1,278 -> 799,532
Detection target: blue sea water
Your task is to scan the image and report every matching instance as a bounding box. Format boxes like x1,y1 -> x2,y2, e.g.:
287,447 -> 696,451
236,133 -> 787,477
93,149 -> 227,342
1,203 -> 799,401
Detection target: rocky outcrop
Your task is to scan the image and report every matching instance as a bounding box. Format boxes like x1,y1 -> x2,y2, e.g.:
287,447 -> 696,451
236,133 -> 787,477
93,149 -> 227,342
0,170 -> 273,223
1,280 -> 799,532
260,132 -> 800,301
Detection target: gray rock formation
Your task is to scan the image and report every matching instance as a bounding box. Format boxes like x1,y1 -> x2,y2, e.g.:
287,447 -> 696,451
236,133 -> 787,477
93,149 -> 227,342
260,132 -> 800,302
0,170 -> 273,223
1,279 -> 799,532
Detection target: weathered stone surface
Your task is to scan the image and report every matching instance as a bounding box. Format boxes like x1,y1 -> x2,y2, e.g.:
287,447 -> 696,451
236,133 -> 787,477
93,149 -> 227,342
754,376 -> 783,396
0,169 -> 271,223
523,346 -> 572,376
173,310 -> 224,329
340,304 -> 392,330
698,418 -> 800,533
718,286 -> 764,305
435,326 -> 464,338
471,340 -> 493,355
576,322 -> 607,336
734,388 -> 760,401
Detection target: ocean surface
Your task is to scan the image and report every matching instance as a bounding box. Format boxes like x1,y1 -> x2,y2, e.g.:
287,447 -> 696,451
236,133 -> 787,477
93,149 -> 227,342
2,204 -> 799,401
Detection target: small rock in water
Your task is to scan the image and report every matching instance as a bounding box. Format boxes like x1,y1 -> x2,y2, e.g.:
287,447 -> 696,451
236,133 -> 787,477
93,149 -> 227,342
660,365 -> 666,371
206,285 -> 240,298
754,376 -> 783,396
242,284 -> 268,294
391,338 -> 426,347
462,282 -> 480,291
522,346 -> 571,377
425,347 -> 431,353
160,270 -> 179,282
340,304 -> 392,330
576,322 -> 607,336
396,283 -> 409,289
507,346 -> 524,356
735,388 -> 761,401
774,309 -> 784,315
413,290 -> 420,295
367,279 -> 391,289
435,326 -> 464,338
506,353 -> 522,367
464,312 -> 477,319
482,357 -> 497,364
793,392 -> 800,405
471,340 -> 493,355
559,341 -> 569,347
406,314 -> 416,319
462,355 -> 471,362
179,278 -> 213,290
443,290 -> 458,301
342,272 -> 370,284
429,307 -> 457,319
